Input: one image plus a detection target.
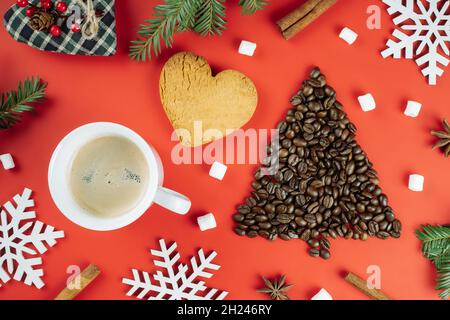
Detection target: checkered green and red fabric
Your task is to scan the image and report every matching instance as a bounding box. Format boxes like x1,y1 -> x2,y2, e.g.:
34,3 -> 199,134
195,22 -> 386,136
3,0 -> 116,56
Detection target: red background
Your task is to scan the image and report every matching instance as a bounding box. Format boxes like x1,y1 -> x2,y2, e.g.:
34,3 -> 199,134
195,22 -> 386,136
0,0 -> 449,300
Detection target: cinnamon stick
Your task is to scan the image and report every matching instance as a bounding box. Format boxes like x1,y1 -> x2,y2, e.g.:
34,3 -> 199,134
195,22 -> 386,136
277,0 -> 337,40
344,272 -> 391,300
54,264 -> 101,300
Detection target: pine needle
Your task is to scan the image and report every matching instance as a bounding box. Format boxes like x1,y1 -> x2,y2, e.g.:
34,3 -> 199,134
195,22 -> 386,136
416,225 -> 450,299
194,0 -> 226,36
239,0 -> 267,15
129,0 -> 265,62
0,77 -> 47,130
129,0 -> 203,62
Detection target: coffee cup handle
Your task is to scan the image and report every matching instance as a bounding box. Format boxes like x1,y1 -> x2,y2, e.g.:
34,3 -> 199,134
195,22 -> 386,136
154,186 -> 191,215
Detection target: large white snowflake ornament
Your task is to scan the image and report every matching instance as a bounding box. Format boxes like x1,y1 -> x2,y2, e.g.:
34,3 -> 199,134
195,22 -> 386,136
0,188 -> 64,289
122,239 -> 228,300
381,0 -> 450,85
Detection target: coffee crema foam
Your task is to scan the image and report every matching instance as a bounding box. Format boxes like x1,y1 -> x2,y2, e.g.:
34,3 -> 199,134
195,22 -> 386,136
69,136 -> 149,218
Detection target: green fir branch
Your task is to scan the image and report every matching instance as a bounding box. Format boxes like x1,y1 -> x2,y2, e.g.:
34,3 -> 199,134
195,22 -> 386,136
129,0 -> 203,62
416,225 -> 450,299
436,255 -> 450,299
130,0 -> 266,62
0,77 -> 47,130
194,0 -> 226,36
239,0 -> 267,15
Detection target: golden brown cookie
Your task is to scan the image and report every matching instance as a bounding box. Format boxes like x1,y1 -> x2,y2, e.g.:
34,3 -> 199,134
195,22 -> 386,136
159,52 -> 258,147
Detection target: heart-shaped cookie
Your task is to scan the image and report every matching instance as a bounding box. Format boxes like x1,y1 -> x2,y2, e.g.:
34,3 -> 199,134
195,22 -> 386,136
160,52 -> 258,147
3,0 -> 116,56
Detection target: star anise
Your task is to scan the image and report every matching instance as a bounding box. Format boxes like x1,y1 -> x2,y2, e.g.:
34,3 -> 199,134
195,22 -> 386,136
431,118 -> 450,157
256,275 -> 293,300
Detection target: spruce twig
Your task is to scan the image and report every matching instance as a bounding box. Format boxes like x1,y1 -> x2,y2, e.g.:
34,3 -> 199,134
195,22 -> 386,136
194,0 -> 226,36
129,0 -> 266,62
0,77 -> 47,130
239,0 -> 267,15
129,0 -> 203,62
416,225 -> 450,299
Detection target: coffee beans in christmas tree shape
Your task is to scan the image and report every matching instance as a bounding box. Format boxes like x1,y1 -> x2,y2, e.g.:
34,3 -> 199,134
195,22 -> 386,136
233,67 -> 401,259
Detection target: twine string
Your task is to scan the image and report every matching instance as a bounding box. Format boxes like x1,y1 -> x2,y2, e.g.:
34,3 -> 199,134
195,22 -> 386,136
75,0 -> 99,39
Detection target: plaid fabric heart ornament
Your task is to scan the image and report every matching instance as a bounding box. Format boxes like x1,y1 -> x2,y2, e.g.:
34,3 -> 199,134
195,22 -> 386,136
3,0 -> 116,56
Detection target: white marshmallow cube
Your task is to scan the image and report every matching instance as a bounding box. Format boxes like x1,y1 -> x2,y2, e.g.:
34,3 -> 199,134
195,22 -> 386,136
409,174 -> 424,192
209,161 -> 228,181
404,100 -> 422,118
339,27 -> 358,45
0,153 -> 15,170
358,93 -> 376,112
238,40 -> 257,56
311,288 -> 333,300
197,213 -> 217,231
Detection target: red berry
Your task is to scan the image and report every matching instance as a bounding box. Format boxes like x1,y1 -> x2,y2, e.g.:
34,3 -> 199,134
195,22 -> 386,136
40,0 -> 52,10
49,25 -> 61,37
55,1 -> 67,13
70,23 -> 81,33
17,0 -> 28,8
25,6 -> 35,17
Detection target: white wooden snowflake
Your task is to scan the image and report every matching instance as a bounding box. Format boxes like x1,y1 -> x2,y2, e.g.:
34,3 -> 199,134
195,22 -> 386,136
381,0 -> 450,85
0,188 -> 64,289
122,239 -> 228,300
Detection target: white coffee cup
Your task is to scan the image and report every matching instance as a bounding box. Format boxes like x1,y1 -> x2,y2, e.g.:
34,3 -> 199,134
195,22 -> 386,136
48,122 -> 191,231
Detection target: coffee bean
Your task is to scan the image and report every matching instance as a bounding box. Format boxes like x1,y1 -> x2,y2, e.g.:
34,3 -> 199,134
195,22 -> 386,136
257,189 -> 269,199
238,205 -> 250,214
356,203 -> 365,213
360,213 -> 373,221
308,239 -> 320,248
346,161 -> 356,175
243,219 -> 255,226
277,214 -> 291,224
307,186 -> 319,198
303,122 -> 316,134
233,214 -> 245,222
328,228 -> 337,239
385,209 -> 395,222
252,206 -> 265,215
258,222 -> 271,230
279,149 -> 289,158
323,195 -> 334,208
379,220 -> 388,230
379,194 -> 388,207
234,228 -> 246,236
320,238 -> 331,250
368,221 -> 379,234
358,221 -> 368,231
246,197 -> 257,207
276,205 -> 288,215
258,230 -> 270,239
309,248 -> 320,257
310,67 -> 321,79
300,229 -> 312,241
295,217 -> 307,227
304,214 -> 316,224
392,220 -> 402,233
376,231 -> 390,239
264,203 -> 276,214
288,230 -> 298,239
320,249 -> 331,260
256,215 -> 268,223
373,214 -> 385,223
307,202 -> 320,214
275,188 -> 287,200
284,170 -> 294,182
247,231 -> 258,238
